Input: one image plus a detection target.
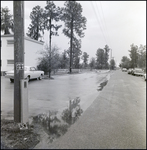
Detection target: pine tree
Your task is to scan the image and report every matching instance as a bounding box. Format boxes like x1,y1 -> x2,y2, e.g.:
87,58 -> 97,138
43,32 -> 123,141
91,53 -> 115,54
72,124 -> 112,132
27,5 -> 44,41
1,7 -> 14,34
82,52 -> 89,68
43,1 -> 62,78
61,1 -> 87,73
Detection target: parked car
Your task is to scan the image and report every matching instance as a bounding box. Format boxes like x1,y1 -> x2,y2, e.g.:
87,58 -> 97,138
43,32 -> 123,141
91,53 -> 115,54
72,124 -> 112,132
143,68 -> 146,81
122,68 -> 127,72
127,68 -> 133,74
131,68 -> 144,76
5,66 -> 44,82
143,73 -> 146,81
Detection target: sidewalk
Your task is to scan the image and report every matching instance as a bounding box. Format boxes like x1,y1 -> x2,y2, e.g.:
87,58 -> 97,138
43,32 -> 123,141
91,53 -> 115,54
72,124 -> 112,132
34,70 -> 146,149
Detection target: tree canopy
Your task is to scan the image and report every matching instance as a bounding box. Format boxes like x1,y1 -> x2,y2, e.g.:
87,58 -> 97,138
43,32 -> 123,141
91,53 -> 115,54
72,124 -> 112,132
110,58 -> 116,70
95,45 -> 110,69
37,44 -> 60,74
89,57 -> 96,70
121,56 -> 130,69
103,45 -> 110,69
128,44 -> 138,68
82,52 -> 89,68
96,48 -> 105,69
120,43 -> 146,69
1,7 -> 14,34
27,5 -> 44,41
27,1 -> 62,42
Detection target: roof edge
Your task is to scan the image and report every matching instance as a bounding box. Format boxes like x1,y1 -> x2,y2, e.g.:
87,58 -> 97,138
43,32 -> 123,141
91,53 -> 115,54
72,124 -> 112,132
1,34 -> 44,45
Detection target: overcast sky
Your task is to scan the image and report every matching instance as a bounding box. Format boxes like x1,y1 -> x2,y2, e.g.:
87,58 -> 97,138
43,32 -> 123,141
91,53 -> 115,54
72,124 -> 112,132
1,1 -> 146,66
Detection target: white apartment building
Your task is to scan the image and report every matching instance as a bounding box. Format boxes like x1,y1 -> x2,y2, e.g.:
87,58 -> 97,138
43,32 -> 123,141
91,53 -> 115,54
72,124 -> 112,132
1,34 -> 44,75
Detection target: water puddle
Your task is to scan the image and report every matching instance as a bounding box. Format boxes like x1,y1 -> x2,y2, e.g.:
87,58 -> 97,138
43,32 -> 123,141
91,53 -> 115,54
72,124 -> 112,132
97,74 -> 110,91
97,80 -> 108,91
31,97 -> 83,143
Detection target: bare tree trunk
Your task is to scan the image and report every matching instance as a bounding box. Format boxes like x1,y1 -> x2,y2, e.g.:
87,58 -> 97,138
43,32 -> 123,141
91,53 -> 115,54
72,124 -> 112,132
70,16 -> 73,74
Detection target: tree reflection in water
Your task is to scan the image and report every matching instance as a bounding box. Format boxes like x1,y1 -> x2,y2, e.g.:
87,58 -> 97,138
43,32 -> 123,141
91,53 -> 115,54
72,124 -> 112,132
32,97 -> 83,138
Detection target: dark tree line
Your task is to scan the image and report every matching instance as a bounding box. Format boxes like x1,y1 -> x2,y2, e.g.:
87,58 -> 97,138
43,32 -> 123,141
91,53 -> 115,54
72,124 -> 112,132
120,44 -> 146,69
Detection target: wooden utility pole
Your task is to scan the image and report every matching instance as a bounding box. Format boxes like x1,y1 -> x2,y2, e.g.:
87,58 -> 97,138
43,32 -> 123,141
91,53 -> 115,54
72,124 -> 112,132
49,18 -> 52,78
13,1 -> 24,123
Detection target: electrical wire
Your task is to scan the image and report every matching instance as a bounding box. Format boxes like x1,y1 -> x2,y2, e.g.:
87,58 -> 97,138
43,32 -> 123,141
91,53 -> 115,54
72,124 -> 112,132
99,1 -> 113,49
90,1 -> 116,62
95,1 -> 113,50
90,1 -> 108,44
95,1 -> 114,60
95,2 -> 107,40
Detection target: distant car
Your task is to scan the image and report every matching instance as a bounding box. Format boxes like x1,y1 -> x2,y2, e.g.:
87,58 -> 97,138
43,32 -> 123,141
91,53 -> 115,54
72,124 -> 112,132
122,68 -> 127,72
143,68 -> 146,81
5,66 -> 44,82
132,68 -> 144,76
127,68 -> 133,74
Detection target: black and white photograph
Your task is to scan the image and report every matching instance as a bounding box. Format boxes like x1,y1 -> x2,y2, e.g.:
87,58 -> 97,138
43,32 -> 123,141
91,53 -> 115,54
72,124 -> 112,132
1,1 -> 146,149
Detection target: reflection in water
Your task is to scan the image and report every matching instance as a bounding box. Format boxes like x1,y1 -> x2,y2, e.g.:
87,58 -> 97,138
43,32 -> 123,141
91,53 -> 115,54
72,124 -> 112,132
62,97 -> 83,125
97,80 -> 108,91
32,97 -> 83,143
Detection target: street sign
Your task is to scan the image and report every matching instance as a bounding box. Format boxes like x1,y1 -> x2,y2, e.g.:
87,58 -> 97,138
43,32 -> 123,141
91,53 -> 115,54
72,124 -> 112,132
16,62 -> 24,70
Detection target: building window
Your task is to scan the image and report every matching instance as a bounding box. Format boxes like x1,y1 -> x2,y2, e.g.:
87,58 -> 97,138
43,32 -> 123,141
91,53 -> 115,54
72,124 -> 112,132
7,40 -> 14,45
7,60 -> 14,64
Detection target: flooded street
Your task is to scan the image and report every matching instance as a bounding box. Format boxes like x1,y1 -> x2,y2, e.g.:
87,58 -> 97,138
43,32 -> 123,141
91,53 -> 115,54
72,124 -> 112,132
1,70 -> 110,119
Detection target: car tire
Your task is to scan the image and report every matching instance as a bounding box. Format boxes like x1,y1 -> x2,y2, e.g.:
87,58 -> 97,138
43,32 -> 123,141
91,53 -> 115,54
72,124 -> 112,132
10,79 -> 14,83
27,76 -> 30,82
39,74 -> 43,80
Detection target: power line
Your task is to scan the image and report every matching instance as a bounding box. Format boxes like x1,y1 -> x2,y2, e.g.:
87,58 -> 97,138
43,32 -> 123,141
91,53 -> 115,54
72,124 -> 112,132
96,1 -> 114,60
91,1 -> 115,62
90,1 -> 108,44
95,2 -> 107,39
99,1 -> 112,49
95,1 -> 113,49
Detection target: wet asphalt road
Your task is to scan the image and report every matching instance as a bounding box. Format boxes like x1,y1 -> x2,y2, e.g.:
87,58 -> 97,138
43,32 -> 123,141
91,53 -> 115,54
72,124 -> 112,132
39,69 -> 146,149
1,70 -> 146,149
1,70 -> 110,119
